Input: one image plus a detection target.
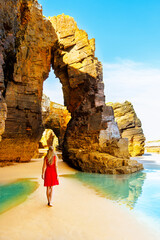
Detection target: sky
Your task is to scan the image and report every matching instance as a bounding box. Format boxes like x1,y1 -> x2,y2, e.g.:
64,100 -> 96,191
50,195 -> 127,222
39,0 -> 160,141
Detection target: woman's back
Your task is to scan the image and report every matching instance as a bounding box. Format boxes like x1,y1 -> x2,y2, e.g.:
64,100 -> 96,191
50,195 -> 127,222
46,155 -> 56,168
41,146 -> 59,206
44,155 -> 59,187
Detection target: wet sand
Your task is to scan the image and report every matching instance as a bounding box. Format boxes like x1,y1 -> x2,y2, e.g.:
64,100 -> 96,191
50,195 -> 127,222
0,156 -> 159,240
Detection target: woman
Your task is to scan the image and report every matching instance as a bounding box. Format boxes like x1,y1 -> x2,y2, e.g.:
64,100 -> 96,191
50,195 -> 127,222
42,146 -> 59,206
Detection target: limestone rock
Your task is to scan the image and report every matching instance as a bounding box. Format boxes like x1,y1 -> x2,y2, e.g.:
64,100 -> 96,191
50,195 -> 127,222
41,94 -> 71,148
107,101 -> 145,156
0,0 -> 57,161
0,53 -> 5,91
49,15 -> 139,174
145,141 -> 160,154
0,1 -> 143,173
0,94 -> 7,142
39,129 -> 58,149
41,94 -> 50,121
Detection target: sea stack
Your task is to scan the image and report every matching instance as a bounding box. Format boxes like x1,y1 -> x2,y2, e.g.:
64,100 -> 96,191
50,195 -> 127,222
107,101 -> 145,157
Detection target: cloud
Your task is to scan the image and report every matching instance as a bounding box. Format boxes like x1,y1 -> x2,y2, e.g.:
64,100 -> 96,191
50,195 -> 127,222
103,59 -> 160,141
104,59 -> 160,89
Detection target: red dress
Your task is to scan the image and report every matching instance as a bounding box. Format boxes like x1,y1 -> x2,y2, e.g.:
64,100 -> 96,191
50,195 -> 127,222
44,155 -> 59,187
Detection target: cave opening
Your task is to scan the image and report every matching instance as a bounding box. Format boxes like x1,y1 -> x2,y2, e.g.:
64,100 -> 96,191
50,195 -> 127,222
43,68 -> 64,106
39,128 -> 58,150
41,67 -> 71,152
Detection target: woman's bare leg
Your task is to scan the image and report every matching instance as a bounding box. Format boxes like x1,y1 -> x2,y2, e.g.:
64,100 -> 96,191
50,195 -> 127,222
46,187 -> 50,204
49,186 -> 53,205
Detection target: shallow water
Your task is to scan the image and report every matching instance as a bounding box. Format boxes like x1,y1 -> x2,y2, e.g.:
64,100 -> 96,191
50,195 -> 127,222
64,153 -> 160,225
0,179 -> 38,214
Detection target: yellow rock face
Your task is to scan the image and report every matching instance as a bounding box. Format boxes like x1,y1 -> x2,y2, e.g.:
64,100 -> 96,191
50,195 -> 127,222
145,147 -> 160,154
0,1 -> 143,173
0,0 -> 58,161
107,101 -> 145,157
145,141 -> 160,154
0,96 -> 7,142
42,95 -> 71,149
39,129 -> 58,149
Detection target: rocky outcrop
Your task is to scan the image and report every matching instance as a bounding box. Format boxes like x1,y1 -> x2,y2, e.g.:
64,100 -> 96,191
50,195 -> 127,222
39,129 -> 58,149
42,94 -> 71,148
0,0 -> 57,161
0,94 -> 7,142
107,101 -> 145,156
145,141 -> 160,154
0,0 -> 143,173
49,15 -> 143,174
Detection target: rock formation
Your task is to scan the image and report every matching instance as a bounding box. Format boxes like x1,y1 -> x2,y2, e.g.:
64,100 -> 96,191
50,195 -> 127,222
145,140 -> 160,154
49,15 -> 143,174
42,98 -> 145,157
107,101 -> 145,156
41,94 -> 71,148
0,93 -> 7,142
39,129 -> 58,149
0,0 -> 57,161
0,0 -> 143,173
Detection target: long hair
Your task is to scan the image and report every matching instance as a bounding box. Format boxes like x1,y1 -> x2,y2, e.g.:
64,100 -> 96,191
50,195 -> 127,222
46,146 -> 55,164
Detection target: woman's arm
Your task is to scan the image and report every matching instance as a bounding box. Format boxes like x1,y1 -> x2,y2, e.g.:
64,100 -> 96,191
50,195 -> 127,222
55,154 -> 59,176
41,157 -> 46,179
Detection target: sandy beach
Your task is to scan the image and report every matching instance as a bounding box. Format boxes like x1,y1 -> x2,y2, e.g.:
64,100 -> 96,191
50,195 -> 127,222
0,155 -> 159,240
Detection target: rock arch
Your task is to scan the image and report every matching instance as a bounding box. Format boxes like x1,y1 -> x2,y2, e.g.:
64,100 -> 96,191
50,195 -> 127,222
0,0 -> 143,173
39,129 -> 58,149
42,94 -> 71,148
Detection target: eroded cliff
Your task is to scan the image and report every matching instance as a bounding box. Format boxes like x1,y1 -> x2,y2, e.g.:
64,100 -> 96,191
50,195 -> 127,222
145,141 -> 160,154
107,101 -> 145,157
0,0 -> 143,173
0,0 -> 57,161
42,94 -> 71,148
39,129 -> 58,149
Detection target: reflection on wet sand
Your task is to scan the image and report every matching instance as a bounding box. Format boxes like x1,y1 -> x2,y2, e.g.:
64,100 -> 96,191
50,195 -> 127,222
62,170 -> 146,209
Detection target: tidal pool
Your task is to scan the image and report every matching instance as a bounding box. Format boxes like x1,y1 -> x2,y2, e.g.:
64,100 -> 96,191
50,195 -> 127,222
0,179 -> 38,214
63,153 -> 160,225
